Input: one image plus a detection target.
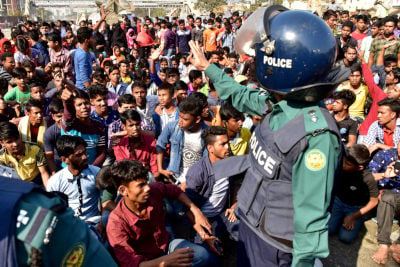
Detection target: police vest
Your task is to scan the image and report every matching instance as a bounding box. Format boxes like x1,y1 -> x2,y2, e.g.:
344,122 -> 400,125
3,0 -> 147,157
213,106 -> 341,253
0,177 -> 36,267
0,177 -> 117,267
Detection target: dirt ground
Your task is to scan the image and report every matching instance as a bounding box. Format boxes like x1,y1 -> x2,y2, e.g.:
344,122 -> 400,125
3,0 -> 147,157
322,220 -> 400,267
174,218 -> 400,266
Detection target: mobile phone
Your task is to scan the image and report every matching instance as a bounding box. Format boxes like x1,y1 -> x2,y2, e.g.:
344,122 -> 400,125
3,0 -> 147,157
214,240 -> 222,254
394,160 -> 400,174
202,226 -> 222,254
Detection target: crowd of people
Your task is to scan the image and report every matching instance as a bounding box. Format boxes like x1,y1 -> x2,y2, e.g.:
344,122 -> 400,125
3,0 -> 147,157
2,3 -> 400,266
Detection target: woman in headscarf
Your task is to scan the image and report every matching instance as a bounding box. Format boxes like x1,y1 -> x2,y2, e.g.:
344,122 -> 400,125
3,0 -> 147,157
136,24 -> 155,60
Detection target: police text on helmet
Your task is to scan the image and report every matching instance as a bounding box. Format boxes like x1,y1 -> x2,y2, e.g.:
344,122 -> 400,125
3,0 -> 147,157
263,56 -> 292,69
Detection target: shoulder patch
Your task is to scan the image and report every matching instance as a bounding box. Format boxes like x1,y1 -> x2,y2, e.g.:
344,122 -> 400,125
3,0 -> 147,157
62,243 -> 86,267
305,149 -> 326,171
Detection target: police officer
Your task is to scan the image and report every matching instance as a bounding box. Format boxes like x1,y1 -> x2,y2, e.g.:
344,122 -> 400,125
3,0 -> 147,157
188,5 -> 342,267
0,173 -> 117,267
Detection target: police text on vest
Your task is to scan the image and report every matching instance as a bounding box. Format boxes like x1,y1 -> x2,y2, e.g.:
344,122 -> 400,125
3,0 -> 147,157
249,133 -> 277,176
263,56 -> 292,69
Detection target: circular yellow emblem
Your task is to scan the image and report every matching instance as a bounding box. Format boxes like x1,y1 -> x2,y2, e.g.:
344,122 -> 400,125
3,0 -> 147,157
305,149 -> 326,171
61,243 -> 86,267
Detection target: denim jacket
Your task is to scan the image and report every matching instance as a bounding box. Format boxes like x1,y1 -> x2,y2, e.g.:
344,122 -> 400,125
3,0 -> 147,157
156,120 -> 208,175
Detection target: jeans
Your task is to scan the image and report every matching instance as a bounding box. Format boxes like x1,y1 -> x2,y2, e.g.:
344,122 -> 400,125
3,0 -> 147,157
328,197 -> 364,243
168,238 -> 211,267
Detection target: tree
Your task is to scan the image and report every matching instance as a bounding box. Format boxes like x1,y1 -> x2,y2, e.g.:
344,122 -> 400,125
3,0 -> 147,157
195,0 -> 226,13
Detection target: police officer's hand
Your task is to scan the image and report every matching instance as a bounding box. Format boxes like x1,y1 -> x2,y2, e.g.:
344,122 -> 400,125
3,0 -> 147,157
161,247 -> 194,266
188,40 -> 210,71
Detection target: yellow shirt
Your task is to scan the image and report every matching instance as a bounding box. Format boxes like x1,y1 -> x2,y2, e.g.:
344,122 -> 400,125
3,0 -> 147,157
0,143 -> 46,181
121,75 -> 132,85
337,82 -> 369,120
230,128 -> 252,156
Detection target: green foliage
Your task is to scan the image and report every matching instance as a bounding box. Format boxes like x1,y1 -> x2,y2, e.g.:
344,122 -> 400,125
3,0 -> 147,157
151,8 -> 167,17
195,0 -> 226,13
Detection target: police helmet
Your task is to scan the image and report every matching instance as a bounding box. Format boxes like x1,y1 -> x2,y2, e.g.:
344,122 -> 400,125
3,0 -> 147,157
235,6 -> 337,101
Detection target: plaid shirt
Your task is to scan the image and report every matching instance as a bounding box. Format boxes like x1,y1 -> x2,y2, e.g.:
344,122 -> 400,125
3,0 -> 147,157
90,108 -> 120,148
49,47 -> 72,78
363,118 -> 400,147
370,34 -> 400,64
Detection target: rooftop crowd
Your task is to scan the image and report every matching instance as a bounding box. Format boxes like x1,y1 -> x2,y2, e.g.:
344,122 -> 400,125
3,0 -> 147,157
2,3 -> 400,266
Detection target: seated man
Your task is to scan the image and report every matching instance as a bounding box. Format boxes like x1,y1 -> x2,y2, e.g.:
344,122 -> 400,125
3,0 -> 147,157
4,67 -> 31,108
44,98 -> 63,175
108,93 -> 136,147
337,64 -> 369,121
332,90 -> 358,146
335,21 -> 358,61
88,84 -> 120,145
47,135 -> 101,224
153,82 -> 178,138
18,99 -> 47,148
0,52 -> 15,82
363,98 -> 400,152
129,81 -> 158,132
0,121 -> 49,186
190,92 -> 214,126
106,65 -> 129,96
156,97 -> 208,185
60,85 -> 106,167
106,159 -> 214,267
114,109 -> 158,177
370,158 -> 400,264
186,126 -> 239,248
327,45 -> 358,83
220,102 -> 251,155
328,144 -> 378,243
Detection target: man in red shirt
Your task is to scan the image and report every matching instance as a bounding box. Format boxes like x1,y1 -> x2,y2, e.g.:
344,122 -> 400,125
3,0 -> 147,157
351,14 -> 369,49
358,51 -> 400,143
363,98 -> 400,152
107,160 -> 216,267
113,109 -> 159,179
